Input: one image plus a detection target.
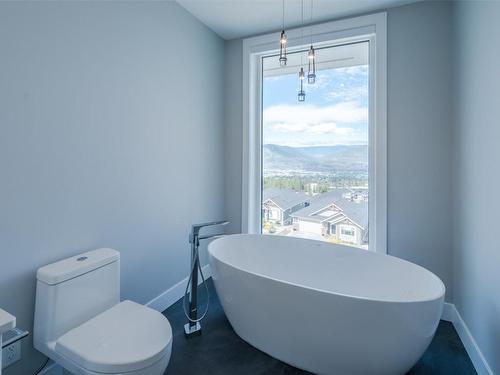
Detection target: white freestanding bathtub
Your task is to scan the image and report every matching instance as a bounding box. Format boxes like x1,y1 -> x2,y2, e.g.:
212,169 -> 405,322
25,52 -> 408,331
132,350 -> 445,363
208,234 -> 445,375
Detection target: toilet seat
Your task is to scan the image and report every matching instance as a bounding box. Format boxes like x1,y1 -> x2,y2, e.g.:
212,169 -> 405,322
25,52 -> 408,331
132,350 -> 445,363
55,300 -> 172,374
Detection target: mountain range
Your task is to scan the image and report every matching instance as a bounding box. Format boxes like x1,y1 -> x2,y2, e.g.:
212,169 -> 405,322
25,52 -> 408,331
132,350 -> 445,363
263,144 -> 368,174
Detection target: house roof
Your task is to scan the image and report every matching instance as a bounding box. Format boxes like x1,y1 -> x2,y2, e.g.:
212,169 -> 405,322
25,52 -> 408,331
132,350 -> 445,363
263,188 -> 310,211
336,198 -> 368,230
290,190 -> 344,221
291,190 -> 368,229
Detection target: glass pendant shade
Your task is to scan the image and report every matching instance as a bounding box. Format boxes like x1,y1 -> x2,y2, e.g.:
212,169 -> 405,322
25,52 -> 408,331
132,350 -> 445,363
298,87 -> 306,101
279,30 -> 287,66
307,45 -> 316,84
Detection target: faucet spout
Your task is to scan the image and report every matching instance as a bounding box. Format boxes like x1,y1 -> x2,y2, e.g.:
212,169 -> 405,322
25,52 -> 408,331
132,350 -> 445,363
197,233 -> 225,241
189,221 -> 229,243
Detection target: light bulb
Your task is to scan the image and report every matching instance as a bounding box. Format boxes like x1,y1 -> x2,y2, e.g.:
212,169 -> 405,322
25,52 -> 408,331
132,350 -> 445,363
280,30 -> 287,44
308,46 -> 315,59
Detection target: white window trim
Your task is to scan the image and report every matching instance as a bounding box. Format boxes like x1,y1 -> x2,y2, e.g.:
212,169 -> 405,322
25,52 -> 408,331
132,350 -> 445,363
241,12 -> 387,253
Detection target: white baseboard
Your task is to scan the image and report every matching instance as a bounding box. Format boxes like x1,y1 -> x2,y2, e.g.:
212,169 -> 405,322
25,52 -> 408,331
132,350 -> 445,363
146,264 -> 211,313
441,303 -> 494,375
441,302 -> 456,322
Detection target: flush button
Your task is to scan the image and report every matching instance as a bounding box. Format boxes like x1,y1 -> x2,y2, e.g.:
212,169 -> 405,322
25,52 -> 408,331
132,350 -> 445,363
77,256 -> 88,262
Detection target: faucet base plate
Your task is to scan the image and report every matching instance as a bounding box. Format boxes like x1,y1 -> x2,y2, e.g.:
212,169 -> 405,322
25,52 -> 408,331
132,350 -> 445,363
184,322 -> 202,338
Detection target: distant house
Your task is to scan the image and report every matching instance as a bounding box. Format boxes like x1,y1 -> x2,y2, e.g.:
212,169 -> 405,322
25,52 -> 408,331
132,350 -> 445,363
306,182 -> 319,195
262,188 -> 310,225
291,190 -> 368,246
342,189 -> 368,203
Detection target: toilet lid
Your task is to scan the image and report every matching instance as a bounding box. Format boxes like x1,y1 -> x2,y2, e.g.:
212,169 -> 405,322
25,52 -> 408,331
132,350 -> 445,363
55,300 -> 172,374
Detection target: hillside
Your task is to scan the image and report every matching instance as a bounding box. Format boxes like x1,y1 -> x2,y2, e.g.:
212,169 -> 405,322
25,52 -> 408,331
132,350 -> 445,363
263,144 -> 368,174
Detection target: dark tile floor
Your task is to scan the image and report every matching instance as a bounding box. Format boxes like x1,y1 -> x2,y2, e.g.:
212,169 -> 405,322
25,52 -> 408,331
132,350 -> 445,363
163,280 -> 476,375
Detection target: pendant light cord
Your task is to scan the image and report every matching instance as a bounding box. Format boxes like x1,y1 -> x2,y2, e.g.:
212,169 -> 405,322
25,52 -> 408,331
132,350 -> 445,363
310,0 -> 313,44
301,0 -> 304,65
301,0 -> 304,40
282,0 -> 285,30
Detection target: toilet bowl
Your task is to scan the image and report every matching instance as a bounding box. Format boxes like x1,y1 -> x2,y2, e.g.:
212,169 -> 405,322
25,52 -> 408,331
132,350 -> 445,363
34,248 -> 172,375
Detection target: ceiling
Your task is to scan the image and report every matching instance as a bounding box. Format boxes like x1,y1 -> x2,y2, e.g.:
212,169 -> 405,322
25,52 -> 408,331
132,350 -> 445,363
175,0 -> 422,40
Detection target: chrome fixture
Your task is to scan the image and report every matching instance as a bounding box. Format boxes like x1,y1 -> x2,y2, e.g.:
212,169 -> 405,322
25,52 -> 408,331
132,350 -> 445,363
298,67 -> 306,102
279,0 -> 287,66
1,328 -> 29,349
183,220 -> 229,337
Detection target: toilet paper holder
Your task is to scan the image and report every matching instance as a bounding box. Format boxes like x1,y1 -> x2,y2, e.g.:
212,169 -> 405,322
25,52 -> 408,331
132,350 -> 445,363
1,328 -> 29,349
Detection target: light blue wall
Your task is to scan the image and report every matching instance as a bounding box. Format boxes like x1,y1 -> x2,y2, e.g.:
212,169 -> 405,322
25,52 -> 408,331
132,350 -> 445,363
0,1 -> 224,374
453,2 -> 500,373
387,1 -> 453,301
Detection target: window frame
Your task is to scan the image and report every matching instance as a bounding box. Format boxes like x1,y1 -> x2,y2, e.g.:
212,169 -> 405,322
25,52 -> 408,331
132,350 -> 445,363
242,13 -> 387,253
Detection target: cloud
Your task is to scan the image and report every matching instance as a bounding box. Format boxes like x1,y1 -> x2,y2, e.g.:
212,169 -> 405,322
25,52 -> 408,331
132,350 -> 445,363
270,121 -> 352,136
339,65 -> 369,76
308,123 -> 352,135
304,65 -> 369,101
326,85 -> 368,102
262,65 -> 369,147
264,101 -> 367,130
271,122 -> 309,133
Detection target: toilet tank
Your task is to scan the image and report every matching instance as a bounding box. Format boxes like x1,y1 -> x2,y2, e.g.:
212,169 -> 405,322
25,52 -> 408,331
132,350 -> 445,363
34,248 -> 120,355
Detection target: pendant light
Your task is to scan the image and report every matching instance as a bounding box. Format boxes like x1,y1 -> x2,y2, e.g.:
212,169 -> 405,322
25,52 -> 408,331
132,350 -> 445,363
298,67 -> 306,102
307,45 -> 316,84
307,0 -> 316,84
279,0 -> 287,67
297,0 -> 306,102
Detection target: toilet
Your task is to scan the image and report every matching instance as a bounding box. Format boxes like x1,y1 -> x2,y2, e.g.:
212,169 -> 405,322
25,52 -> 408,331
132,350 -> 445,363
34,248 -> 172,375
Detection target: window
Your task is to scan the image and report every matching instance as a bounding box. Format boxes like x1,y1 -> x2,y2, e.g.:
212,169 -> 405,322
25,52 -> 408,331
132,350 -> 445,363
261,42 -> 369,249
341,227 -> 355,236
242,13 -> 387,253
330,224 -> 337,235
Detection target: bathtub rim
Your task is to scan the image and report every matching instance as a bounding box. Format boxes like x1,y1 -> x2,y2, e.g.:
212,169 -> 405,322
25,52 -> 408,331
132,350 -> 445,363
208,234 -> 445,305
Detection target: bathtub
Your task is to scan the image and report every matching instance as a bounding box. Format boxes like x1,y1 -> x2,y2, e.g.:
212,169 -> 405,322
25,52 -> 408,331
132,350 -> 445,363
208,234 -> 445,375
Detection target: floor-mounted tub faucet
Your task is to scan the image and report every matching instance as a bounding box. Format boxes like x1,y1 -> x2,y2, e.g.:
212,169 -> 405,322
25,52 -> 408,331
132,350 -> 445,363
184,220 -> 229,337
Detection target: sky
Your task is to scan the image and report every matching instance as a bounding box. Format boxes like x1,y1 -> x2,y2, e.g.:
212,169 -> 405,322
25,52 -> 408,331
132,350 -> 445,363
263,64 -> 369,147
